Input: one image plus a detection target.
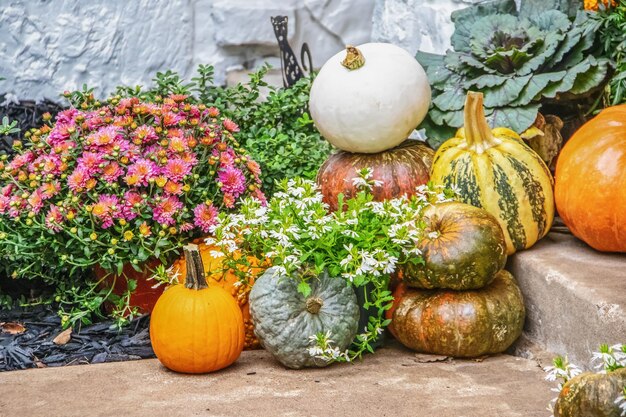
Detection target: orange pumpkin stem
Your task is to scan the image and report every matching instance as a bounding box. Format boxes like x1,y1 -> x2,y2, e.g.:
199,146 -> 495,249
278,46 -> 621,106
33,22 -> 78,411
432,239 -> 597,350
183,244 -> 208,290
464,91 -> 498,152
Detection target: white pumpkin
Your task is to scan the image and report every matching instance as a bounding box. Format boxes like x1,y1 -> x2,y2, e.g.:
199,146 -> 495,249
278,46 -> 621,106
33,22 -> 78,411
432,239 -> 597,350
309,43 -> 431,154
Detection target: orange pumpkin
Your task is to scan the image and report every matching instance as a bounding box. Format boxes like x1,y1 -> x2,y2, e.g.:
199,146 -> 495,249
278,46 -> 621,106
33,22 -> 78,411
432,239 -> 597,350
150,244 -> 244,373
170,239 -> 264,350
555,105 -> 626,252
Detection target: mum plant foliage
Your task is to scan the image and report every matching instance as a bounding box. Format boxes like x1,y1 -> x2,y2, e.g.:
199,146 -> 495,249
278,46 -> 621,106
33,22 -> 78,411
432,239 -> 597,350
0,92 -> 265,322
418,0 -> 611,147
207,171 -> 456,362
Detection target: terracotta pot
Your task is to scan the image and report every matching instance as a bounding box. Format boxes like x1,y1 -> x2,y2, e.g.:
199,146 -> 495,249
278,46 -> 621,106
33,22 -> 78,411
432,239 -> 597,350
94,259 -> 164,314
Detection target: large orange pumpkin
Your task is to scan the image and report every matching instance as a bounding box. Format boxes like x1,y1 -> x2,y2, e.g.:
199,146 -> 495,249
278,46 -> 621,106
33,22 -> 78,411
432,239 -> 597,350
150,244 -> 244,373
170,239 -> 264,350
555,105 -> 626,252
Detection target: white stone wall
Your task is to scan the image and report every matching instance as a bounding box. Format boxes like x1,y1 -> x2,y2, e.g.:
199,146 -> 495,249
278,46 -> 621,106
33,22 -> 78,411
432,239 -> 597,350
371,0 -> 522,56
0,0 -> 374,102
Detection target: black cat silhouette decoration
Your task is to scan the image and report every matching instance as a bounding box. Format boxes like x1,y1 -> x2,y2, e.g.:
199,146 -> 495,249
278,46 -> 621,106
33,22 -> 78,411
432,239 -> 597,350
271,16 -> 313,87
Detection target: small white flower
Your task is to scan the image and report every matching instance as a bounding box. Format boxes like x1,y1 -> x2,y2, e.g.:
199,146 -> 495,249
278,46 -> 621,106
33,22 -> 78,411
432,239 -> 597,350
342,229 -> 359,238
209,250 -> 225,258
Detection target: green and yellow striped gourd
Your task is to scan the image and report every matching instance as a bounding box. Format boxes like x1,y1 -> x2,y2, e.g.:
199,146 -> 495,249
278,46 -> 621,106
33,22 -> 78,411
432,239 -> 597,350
429,92 -> 554,254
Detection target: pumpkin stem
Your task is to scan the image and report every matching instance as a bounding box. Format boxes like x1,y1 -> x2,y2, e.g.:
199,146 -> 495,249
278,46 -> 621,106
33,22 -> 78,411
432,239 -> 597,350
341,45 -> 365,70
305,297 -> 324,314
183,244 -> 208,290
464,91 -> 498,152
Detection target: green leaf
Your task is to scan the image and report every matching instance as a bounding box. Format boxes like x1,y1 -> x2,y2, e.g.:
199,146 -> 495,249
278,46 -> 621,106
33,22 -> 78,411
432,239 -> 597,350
510,71 -> 567,106
450,0 -> 517,52
540,57 -> 594,99
297,280 -> 312,297
569,58 -> 611,95
486,103 -> 540,133
429,107 -> 463,128
415,51 -> 445,71
547,29 -> 583,68
519,0 -> 583,20
432,86 -> 467,112
418,116 -> 457,150
483,75 -> 532,107
463,74 -> 509,90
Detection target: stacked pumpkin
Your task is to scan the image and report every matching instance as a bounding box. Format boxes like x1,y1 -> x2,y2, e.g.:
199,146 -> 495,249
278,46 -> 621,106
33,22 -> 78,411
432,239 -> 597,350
311,43 -> 435,208
388,202 -> 526,357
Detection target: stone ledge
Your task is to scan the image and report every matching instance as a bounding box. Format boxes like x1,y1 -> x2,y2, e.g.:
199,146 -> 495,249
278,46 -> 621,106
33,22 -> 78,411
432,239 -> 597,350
509,232 -> 626,368
0,343 -> 553,417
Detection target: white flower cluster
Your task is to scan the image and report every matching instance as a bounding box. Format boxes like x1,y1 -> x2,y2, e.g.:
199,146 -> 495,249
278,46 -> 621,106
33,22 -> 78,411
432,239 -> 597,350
591,343 -> 626,373
208,174 -> 454,285
308,331 -> 351,362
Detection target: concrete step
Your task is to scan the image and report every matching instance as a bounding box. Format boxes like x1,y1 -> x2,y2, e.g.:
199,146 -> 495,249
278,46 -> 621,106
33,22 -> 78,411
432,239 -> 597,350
0,342 -> 553,417
509,232 -> 626,368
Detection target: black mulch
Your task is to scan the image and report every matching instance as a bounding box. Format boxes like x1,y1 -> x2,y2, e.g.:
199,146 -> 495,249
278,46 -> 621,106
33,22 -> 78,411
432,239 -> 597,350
0,306 -> 155,372
0,96 -> 65,154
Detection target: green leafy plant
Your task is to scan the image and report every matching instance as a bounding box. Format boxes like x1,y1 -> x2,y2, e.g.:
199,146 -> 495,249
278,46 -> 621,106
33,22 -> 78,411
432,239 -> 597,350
593,0 -> 626,106
208,170 -> 456,363
0,116 -> 20,136
418,0 -> 611,147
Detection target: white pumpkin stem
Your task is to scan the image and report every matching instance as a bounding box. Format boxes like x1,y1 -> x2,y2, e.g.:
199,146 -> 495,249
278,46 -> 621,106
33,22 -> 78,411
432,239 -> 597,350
341,45 -> 365,70
464,92 -> 498,152
183,244 -> 208,290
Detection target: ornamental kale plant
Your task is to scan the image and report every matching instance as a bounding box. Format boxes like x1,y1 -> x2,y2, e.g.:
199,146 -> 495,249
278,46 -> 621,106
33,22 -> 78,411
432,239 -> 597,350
418,0 -> 611,147
0,92 -> 264,325
207,170 -> 456,362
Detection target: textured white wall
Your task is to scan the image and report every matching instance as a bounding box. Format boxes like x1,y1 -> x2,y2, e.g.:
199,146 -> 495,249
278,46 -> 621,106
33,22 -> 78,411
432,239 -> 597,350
0,0 -> 375,102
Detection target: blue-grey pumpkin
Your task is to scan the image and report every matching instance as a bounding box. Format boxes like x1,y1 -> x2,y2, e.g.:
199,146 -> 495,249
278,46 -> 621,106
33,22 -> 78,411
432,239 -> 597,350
249,268 -> 359,369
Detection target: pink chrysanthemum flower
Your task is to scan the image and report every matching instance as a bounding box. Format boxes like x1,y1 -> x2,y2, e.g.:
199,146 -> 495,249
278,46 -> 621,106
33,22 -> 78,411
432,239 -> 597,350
133,125 -> 158,144
123,191 -> 144,220
222,118 -> 240,133
9,151 -> 35,171
207,107 -> 220,118
218,166 -> 246,197
179,222 -> 194,232
222,193 -> 235,209
45,205 -> 64,233
91,194 -> 120,229
27,189 -> 45,214
164,158 -> 192,182
193,202 -> 218,233
161,111 -> 183,127
102,162 -> 124,183
169,94 -> 188,103
1,184 -> 14,197
39,182 -> 60,200
0,196 -> 9,214
246,160 -> 261,178
55,109 -> 79,125
213,148 -> 235,166
253,188 -> 267,206
164,181 -> 183,195
8,196 -> 25,218
153,196 -> 183,226
46,123 -> 75,146
88,125 -> 120,147
126,159 -> 158,186
67,167 -> 90,192
77,152 -> 103,172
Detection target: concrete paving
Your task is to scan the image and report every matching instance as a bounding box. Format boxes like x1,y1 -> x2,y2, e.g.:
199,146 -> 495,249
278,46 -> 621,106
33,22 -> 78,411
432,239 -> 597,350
0,342 -> 554,417
509,232 -> 626,367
